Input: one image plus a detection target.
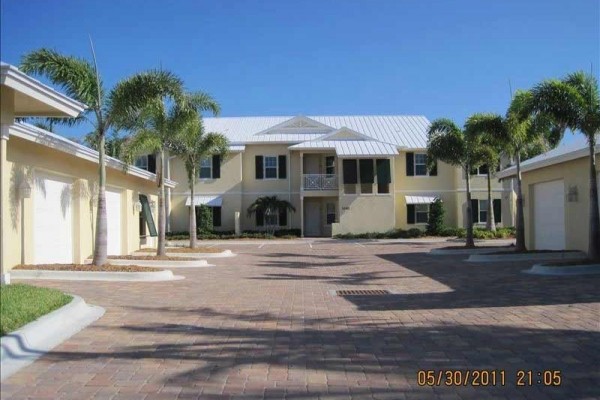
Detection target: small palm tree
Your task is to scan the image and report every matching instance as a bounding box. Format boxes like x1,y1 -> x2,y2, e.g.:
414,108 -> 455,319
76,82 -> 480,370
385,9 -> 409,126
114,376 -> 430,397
427,118 -> 486,247
463,91 -> 557,251
171,117 -> 229,248
123,92 -> 220,256
530,71 -> 600,260
21,48 -> 183,265
247,196 -> 296,236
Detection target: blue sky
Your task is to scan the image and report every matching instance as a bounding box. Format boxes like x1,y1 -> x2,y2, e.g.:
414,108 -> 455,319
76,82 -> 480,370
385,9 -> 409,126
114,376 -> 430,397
1,0 -> 598,144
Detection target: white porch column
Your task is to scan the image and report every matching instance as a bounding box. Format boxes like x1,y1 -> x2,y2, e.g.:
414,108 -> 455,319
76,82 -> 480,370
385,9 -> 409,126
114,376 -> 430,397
300,152 -> 304,237
1,125 -> 10,285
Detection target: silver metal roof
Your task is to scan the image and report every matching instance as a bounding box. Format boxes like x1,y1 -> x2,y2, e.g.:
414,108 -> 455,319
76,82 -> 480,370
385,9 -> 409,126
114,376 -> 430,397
203,115 -> 431,148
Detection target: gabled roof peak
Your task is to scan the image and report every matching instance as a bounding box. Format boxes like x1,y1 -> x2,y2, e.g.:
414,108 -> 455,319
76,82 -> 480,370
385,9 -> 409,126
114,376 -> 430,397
255,115 -> 332,135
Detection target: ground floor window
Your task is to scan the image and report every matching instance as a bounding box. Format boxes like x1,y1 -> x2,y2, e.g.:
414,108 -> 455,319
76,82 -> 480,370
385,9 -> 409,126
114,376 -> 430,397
139,211 -> 146,236
196,205 -> 222,231
326,203 -> 336,225
407,204 -> 429,224
471,199 -> 502,223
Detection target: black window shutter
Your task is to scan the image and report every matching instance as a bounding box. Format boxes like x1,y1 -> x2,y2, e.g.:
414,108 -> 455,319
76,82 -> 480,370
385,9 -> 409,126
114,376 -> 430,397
406,152 -> 414,176
493,199 -> 502,223
278,207 -> 287,226
407,204 -> 415,224
471,199 -> 479,223
278,155 -> 287,179
148,154 -> 156,173
480,164 -> 489,175
359,159 -> 375,183
429,160 -> 438,176
139,194 -> 157,237
342,159 -> 358,184
256,209 -> 264,227
212,155 -> 221,179
255,156 -> 263,179
376,159 -> 391,184
212,206 -> 222,227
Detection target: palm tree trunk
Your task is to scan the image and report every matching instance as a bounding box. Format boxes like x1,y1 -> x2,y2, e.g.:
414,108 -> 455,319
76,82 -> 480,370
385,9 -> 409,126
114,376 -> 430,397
189,165 -> 197,249
486,169 -> 496,232
587,136 -> 599,261
465,166 -> 475,247
92,134 -> 108,265
515,152 -> 527,252
157,148 -> 166,256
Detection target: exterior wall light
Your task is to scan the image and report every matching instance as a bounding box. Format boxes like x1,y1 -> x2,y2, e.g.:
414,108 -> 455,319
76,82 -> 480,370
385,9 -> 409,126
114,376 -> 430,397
135,201 -> 143,212
149,200 -> 157,211
19,181 -> 32,199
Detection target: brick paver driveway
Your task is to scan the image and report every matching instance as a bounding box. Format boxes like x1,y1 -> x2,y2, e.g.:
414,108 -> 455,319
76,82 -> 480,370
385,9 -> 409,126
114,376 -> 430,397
2,240 -> 599,399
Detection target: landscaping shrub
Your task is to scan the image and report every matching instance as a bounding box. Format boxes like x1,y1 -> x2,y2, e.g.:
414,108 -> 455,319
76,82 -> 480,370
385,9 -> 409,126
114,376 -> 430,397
334,228 -> 423,239
426,198 -> 445,235
456,227 -> 515,239
166,228 -> 301,240
196,205 -> 213,233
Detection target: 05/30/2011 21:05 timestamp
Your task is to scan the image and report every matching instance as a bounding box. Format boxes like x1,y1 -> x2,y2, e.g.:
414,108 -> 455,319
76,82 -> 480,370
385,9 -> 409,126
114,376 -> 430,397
417,370 -> 562,387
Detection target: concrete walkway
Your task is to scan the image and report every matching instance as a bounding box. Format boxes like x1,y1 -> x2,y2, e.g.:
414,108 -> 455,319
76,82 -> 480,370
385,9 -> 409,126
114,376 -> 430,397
2,240 -> 598,399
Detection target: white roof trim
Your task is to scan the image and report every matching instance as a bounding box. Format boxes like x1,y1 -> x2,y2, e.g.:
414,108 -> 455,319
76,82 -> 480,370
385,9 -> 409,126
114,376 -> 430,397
319,126 -> 374,141
497,141 -> 600,179
289,139 -> 398,157
229,144 -> 245,152
0,62 -> 87,117
405,195 -> 438,204
254,115 -> 333,135
185,195 -> 222,207
9,123 -> 176,188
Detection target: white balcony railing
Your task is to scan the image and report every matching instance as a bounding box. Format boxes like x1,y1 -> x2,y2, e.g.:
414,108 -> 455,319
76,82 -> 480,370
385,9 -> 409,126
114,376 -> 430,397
303,174 -> 338,191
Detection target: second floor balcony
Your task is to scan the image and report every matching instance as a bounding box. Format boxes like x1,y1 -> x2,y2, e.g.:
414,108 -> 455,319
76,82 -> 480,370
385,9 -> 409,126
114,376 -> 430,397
303,174 -> 338,191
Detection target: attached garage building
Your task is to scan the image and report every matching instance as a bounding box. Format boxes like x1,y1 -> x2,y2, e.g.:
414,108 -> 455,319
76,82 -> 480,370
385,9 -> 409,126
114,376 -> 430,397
497,137 -> 599,253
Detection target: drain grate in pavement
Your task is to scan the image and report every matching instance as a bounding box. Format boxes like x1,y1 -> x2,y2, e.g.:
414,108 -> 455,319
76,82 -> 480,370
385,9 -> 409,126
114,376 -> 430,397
336,289 -> 390,296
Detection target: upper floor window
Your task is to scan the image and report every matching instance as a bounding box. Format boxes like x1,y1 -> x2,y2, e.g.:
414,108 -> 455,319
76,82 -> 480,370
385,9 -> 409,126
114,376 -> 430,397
264,156 -> 278,179
134,154 -> 156,173
471,165 -> 489,176
200,158 -> 212,179
325,156 -> 335,175
406,152 -> 437,177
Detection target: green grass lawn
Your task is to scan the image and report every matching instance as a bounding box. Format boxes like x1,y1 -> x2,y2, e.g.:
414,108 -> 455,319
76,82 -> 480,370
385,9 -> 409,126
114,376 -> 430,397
0,284 -> 72,336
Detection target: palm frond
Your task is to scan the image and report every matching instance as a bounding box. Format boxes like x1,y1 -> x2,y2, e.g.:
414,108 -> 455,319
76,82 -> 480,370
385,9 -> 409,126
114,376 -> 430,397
426,118 -> 466,167
122,128 -> 162,165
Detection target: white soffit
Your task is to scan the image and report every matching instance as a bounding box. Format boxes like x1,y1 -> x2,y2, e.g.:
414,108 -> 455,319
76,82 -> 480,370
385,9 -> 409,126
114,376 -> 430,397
186,195 -> 223,207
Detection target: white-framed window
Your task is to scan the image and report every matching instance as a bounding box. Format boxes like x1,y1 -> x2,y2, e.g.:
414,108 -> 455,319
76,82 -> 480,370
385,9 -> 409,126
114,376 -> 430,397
415,204 -> 429,223
471,165 -> 489,176
325,156 -> 335,175
264,156 -> 278,179
414,153 -> 428,176
326,203 -> 336,225
199,158 -> 212,179
265,212 -> 278,226
135,155 -> 148,170
477,199 -> 488,223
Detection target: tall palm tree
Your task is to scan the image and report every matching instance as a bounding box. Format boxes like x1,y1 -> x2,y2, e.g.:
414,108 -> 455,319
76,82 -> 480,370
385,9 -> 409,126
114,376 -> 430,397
21,48 -> 184,265
427,118 -> 486,247
123,92 -> 220,256
463,91 -> 557,251
247,196 -> 296,236
530,71 -> 600,260
465,114 -> 508,232
171,117 -> 229,248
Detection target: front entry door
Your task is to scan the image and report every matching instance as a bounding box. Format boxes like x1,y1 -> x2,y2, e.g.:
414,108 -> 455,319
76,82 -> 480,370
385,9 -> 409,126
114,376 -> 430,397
304,199 -> 321,237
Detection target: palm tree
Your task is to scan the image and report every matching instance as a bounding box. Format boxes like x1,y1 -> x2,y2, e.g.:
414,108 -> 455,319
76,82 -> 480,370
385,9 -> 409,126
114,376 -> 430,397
123,92 -> 220,256
427,118 -> 486,247
21,48 -> 183,265
171,117 -> 229,248
463,91 -> 557,251
247,196 -> 296,236
530,71 -> 600,260
465,114 -> 507,232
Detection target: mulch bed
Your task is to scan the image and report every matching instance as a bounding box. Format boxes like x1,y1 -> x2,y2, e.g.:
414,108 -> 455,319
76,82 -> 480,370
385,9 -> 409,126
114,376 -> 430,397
108,255 -> 189,261
14,264 -> 162,272
136,246 -> 221,254
485,249 -> 581,255
440,245 -> 514,250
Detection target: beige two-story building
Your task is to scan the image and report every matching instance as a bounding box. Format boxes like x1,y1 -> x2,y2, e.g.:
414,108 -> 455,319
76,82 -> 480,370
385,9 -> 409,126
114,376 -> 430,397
166,115 -> 516,236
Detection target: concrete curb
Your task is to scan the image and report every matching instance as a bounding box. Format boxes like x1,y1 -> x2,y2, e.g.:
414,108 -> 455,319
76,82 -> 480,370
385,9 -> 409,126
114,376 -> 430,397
430,247 -> 513,255
106,258 -> 212,268
523,263 -> 600,276
1,295 -> 105,381
10,269 -> 183,281
466,251 -> 587,263
136,249 -> 236,259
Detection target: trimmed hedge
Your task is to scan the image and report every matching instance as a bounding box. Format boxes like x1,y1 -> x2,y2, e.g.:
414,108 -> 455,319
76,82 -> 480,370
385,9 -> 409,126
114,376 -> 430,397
166,229 -> 301,240
334,226 -> 515,240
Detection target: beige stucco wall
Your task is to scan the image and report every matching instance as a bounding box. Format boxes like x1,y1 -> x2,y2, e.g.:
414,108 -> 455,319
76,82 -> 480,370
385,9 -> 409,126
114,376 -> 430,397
520,155 -> 599,252
2,135 -> 159,272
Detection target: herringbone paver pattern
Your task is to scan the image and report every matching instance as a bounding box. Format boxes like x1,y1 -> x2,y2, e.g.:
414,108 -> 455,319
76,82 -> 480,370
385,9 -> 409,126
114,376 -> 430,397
1,240 -> 599,399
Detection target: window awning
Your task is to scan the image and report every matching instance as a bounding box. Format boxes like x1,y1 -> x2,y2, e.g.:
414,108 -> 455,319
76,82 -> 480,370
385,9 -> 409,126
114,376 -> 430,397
186,195 -> 223,207
405,195 -> 439,204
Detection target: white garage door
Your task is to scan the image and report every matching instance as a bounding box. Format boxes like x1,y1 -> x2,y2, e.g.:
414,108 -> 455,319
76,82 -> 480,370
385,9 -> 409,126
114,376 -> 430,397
34,173 -> 73,264
106,189 -> 122,255
533,180 -> 565,250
